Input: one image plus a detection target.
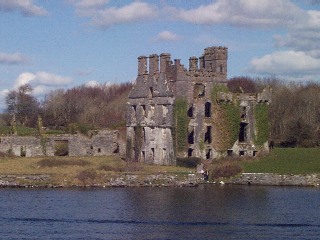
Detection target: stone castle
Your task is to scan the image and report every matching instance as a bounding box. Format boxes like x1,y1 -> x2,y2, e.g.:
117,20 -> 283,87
0,46 -> 270,162
126,46 -> 271,165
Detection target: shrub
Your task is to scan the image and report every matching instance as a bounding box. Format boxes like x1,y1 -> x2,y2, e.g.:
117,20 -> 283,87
37,158 -> 90,167
0,151 -> 14,158
99,162 -> 143,172
209,162 -> 242,180
176,157 -> 201,168
77,168 -> 97,185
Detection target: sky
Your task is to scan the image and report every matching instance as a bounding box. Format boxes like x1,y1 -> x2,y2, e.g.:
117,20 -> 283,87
0,0 -> 320,110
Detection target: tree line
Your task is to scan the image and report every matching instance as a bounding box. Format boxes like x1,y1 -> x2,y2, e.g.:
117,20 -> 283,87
228,77 -> 320,148
2,82 -> 132,133
2,77 -> 320,148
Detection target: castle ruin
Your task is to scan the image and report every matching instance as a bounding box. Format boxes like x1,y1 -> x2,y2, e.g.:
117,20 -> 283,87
126,46 -> 271,165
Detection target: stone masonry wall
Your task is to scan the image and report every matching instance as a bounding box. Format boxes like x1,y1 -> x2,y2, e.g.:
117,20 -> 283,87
0,130 -> 120,157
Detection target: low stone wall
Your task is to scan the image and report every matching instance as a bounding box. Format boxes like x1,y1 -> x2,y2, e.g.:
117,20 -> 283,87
0,173 -> 202,188
0,130 -> 121,157
226,173 -> 320,187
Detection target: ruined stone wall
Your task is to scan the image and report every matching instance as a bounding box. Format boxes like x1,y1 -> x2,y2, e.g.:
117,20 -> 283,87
126,53 -> 175,165
0,130 -> 120,157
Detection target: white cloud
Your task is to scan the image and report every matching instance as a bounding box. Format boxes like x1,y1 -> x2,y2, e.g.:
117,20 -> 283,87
275,10 -> 320,53
249,51 -> 320,80
153,31 -> 181,42
0,0 -> 47,16
14,71 -> 73,95
0,52 -> 29,65
170,0 -> 305,28
69,0 -> 109,9
71,1 -> 157,27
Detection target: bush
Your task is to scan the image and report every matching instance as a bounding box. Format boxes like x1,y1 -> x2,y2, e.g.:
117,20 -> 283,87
37,158 -> 90,167
209,162 -> 242,180
99,162 -> 143,172
176,157 -> 201,168
77,168 -> 97,185
0,151 -> 14,158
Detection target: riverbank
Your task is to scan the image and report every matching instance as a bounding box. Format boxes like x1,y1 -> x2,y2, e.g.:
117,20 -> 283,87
1,172 -> 320,188
0,172 -> 202,188
226,173 -> 320,187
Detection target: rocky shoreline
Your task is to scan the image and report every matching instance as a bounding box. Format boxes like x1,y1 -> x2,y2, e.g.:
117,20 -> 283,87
1,173 -> 320,188
226,173 -> 320,187
0,173 -> 202,188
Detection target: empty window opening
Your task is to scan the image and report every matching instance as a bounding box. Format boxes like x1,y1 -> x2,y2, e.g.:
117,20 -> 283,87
194,83 -> 205,98
188,148 -> 193,157
239,122 -> 248,142
149,87 -> 154,98
220,65 -> 223,73
204,126 -> 212,144
151,148 -> 155,161
239,150 -> 245,156
141,151 -> 146,162
132,105 -> 137,112
20,146 -> 26,157
206,149 -> 212,159
162,148 -> 166,159
98,148 -> 101,153
253,150 -> 257,157
227,149 -> 233,156
90,145 -> 93,149
188,128 -> 195,144
113,144 -> 119,153
241,107 -> 246,120
205,102 -> 211,117
54,140 -> 69,156
187,105 -> 193,117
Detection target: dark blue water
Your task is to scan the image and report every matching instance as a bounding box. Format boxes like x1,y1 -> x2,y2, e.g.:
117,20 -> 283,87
0,185 -> 319,239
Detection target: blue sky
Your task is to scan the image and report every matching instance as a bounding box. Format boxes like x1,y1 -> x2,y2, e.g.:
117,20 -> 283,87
0,0 -> 320,109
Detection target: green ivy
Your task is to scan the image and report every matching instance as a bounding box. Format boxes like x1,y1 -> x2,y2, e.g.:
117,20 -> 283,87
134,126 -> 143,161
40,136 -> 49,156
211,84 -> 240,150
174,98 -> 189,152
211,84 -> 229,102
254,103 -> 269,146
221,103 -> 241,147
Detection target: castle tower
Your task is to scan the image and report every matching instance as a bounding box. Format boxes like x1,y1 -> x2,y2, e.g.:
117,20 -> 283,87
201,46 -> 228,79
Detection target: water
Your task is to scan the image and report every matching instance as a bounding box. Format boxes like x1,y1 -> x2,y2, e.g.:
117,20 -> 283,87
0,185 -> 320,239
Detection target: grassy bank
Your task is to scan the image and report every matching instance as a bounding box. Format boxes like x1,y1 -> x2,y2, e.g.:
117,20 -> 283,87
242,148 -> 320,175
0,155 -> 191,186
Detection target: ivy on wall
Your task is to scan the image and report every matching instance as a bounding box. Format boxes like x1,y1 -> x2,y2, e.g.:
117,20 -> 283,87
254,103 -> 269,146
221,103 -> 241,147
211,85 -> 240,151
174,98 -> 189,153
133,126 -> 143,161
40,136 -> 48,156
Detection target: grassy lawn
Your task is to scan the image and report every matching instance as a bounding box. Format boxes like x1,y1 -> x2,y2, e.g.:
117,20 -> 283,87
242,148 -> 320,175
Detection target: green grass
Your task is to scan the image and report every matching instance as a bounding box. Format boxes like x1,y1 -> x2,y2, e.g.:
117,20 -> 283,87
0,155 -> 192,186
242,148 -> 320,174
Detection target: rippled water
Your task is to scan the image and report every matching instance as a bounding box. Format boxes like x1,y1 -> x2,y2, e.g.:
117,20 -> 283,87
1,185 -> 320,239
